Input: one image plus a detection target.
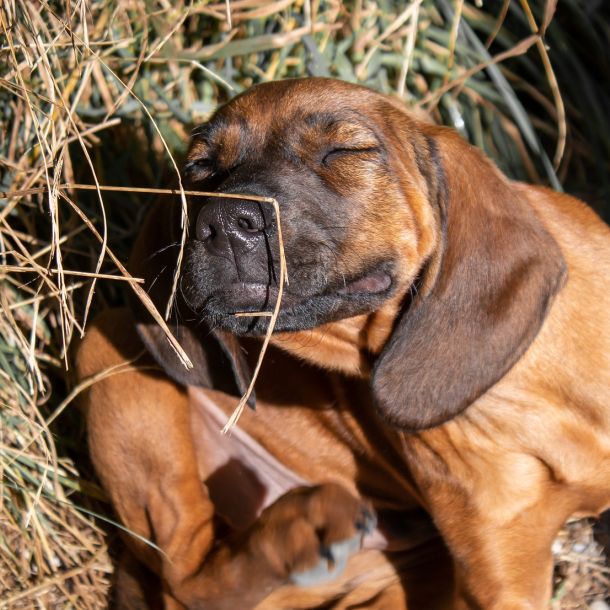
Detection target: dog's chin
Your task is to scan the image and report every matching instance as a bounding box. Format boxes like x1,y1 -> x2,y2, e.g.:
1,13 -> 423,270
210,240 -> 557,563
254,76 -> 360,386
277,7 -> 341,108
195,268 -> 394,336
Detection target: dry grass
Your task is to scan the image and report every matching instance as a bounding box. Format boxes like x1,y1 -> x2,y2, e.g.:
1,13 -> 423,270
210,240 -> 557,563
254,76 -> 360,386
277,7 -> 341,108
0,300 -> 111,606
553,519 -> 610,609
1,0 -> 608,607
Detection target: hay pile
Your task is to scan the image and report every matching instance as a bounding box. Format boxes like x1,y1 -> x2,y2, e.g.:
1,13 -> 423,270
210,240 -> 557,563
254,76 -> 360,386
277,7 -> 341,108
1,0 -> 608,607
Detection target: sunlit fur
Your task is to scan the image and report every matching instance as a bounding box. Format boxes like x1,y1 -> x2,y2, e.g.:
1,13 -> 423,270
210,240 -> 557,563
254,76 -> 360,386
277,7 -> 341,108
76,79 -> 610,610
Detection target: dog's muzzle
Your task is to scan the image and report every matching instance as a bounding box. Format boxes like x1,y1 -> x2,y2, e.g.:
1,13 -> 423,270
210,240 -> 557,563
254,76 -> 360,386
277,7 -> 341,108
195,197 -> 272,259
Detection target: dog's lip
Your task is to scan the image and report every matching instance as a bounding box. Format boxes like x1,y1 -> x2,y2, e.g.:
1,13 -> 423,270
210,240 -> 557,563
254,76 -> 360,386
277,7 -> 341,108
336,270 -> 392,295
211,283 -> 300,312
209,268 -> 393,314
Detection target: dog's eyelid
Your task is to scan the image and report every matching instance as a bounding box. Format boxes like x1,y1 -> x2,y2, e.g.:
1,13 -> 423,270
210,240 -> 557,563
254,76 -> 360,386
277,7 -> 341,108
185,156 -> 212,166
321,145 -> 381,166
183,157 -> 217,182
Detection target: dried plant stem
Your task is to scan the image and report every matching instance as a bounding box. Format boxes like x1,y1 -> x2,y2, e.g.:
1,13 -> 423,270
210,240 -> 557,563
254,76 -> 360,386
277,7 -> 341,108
1,183 -> 287,434
419,33 -> 540,108
357,2 -> 421,79
397,0 -> 421,97
1,266 -> 144,283
39,3 -> 189,322
8,282 -> 84,311
1,549 -> 107,606
0,184 -> 275,202
58,191 -> 193,368
485,0 -> 510,48
517,0 -> 566,168
444,0 -> 464,86
222,196 -> 288,434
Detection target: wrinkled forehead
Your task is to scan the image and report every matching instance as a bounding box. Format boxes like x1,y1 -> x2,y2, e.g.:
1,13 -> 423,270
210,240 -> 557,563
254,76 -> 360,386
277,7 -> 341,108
189,79 -> 384,157
222,78 -> 380,128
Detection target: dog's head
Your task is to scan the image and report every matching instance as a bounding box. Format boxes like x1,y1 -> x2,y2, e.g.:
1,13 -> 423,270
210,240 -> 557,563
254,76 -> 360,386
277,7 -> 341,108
180,78 -> 436,336
134,78 -> 566,429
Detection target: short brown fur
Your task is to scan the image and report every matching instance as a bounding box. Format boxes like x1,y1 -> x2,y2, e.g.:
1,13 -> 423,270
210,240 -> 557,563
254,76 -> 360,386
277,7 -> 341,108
76,78 -> 610,609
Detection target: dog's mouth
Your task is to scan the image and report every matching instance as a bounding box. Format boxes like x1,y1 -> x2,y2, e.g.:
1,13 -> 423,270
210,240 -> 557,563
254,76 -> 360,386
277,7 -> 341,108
192,264 -> 395,334
211,282 -> 300,313
218,271 -> 392,314
336,270 -> 392,295
216,268 -> 392,311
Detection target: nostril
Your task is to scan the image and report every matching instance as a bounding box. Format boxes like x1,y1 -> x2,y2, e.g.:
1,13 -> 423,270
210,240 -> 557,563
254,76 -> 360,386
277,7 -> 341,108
197,222 -> 216,241
237,216 -> 262,233
196,200 -> 269,244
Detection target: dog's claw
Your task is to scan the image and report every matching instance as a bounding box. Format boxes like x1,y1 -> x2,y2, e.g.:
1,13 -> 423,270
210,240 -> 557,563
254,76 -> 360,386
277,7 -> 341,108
355,506 -> 377,535
290,534 -> 363,586
288,493 -> 377,586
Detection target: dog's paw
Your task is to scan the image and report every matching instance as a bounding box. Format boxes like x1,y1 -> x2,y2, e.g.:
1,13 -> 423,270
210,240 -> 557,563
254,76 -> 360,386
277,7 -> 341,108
249,483 -> 375,587
289,531 -> 364,586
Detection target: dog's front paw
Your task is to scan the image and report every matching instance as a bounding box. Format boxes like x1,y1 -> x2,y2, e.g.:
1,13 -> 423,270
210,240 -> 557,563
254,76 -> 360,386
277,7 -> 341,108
248,483 -> 375,587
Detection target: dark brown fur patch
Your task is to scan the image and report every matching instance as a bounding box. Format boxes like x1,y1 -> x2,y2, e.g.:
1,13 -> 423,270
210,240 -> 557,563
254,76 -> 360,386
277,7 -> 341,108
372,127 -> 567,429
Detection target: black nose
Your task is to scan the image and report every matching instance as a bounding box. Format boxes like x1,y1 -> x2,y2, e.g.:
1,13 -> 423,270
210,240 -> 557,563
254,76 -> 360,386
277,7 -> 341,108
195,198 -> 269,256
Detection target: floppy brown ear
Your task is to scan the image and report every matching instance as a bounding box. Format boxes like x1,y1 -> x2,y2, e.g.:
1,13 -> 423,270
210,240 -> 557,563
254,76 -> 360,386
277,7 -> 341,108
372,127 -> 566,430
129,203 -> 253,403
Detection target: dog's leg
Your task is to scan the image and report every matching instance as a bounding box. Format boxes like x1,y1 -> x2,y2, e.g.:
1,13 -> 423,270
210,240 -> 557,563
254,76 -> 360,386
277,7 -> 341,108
448,511 -> 560,610
76,308 -> 372,609
406,444 -> 570,610
76,308 -> 217,604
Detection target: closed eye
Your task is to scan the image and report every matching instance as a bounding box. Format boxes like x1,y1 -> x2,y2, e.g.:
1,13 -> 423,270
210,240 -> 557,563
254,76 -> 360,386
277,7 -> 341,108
184,158 -> 215,182
321,146 -> 381,167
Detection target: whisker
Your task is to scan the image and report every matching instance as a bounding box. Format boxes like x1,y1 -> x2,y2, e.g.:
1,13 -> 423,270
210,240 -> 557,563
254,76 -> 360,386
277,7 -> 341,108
179,276 -> 199,316
144,241 -> 181,262
147,265 -> 168,294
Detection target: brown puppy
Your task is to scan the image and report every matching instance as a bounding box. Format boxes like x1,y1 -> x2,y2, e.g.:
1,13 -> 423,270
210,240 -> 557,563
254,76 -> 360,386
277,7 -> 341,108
76,78 -> 610,610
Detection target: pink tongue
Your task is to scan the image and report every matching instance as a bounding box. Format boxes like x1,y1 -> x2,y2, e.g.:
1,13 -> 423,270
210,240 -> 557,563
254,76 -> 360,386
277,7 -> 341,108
338,272 -> 391,295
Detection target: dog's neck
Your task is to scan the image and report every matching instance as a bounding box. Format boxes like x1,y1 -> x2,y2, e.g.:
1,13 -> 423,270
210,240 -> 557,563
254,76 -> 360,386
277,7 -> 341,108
272,296 -> 403,378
